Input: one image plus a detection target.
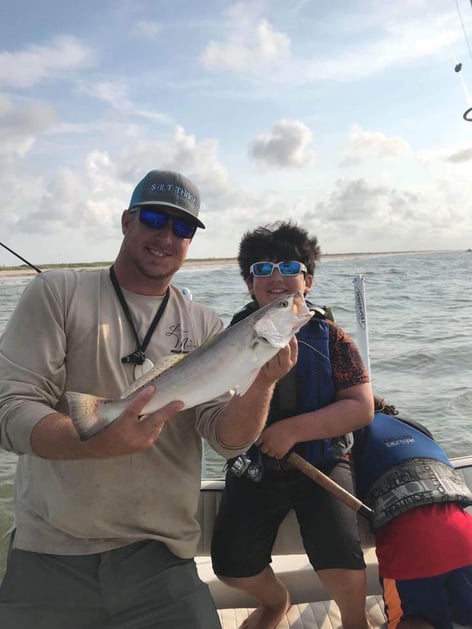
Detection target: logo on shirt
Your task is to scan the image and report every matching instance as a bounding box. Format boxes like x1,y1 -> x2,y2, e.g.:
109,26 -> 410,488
165,323 -> 197,353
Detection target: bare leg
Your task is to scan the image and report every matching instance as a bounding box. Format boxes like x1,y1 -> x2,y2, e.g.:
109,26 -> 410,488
317,568 -> 371,629
217,566 -> 290,629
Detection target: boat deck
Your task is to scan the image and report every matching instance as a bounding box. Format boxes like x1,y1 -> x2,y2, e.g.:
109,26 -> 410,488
217,595 -> 386,628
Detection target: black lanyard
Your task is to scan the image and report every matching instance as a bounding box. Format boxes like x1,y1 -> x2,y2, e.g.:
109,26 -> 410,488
109,266 -> 170,365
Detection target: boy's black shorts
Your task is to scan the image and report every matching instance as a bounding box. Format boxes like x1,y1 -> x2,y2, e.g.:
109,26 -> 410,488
211,460 -> 365,578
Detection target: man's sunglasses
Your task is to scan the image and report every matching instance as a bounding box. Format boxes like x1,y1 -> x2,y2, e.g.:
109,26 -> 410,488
249,261 -> 308,277
129,208 -> 197,239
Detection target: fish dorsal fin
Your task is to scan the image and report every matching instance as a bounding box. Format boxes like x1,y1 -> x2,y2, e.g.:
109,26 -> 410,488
120,353 -> 187,399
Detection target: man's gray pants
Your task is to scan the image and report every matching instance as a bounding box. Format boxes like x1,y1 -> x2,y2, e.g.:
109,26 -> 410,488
0,538 -> 221,629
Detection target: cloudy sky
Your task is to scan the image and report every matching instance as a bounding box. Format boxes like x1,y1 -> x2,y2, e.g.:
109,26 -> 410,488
1,0 -> 472,266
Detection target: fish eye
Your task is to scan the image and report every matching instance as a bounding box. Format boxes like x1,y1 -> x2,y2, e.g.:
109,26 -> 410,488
279,299 -> 289,308
259,336 -> 271,345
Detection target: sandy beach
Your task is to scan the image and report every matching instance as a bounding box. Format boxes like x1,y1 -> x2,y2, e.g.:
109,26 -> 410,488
0,268 -> 40,278
0,258 -> 237,278
0,250 -> 438,279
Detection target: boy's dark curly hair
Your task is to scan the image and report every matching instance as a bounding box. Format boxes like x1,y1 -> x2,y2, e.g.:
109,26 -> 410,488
237,221 -> 321,280
374,395 -> 399,416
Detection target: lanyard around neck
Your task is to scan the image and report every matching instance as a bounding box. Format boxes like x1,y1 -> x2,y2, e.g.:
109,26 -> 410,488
109,266 -> 170,365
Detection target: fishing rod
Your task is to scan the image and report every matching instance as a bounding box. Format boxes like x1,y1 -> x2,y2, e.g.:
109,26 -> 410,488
287,452 -> 373,521
0,242 -> 42,274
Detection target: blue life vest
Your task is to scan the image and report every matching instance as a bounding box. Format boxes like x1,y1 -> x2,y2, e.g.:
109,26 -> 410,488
353,412 -> 472,528
231,301 -> 351,469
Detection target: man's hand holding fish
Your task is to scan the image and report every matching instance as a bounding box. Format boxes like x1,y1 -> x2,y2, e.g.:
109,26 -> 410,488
30,388 -> 184,459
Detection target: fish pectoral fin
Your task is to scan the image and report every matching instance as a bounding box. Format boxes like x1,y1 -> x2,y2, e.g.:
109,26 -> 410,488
120,353 -> 187,399
233,368 -> 260,396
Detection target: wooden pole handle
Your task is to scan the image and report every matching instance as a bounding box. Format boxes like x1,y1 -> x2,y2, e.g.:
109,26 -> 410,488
287,452 -> 373,521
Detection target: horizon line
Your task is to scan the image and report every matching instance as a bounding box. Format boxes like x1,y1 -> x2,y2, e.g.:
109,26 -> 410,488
0,248 -> 462,274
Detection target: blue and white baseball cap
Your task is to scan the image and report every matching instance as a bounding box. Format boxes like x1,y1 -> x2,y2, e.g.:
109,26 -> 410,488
128,170 -> 205,229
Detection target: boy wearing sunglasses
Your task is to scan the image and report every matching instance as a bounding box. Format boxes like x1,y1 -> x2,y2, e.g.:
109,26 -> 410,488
0,172 -> 297,629
211,221 -> 375,629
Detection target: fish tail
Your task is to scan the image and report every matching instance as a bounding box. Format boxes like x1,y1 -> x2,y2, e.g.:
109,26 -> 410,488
65,391 -> 113,441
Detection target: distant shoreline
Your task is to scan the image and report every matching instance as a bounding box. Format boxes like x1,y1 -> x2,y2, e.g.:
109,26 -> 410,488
0,249 -> 443,278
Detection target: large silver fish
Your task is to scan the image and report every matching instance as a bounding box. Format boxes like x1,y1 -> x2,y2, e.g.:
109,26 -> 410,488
66,291 -> 312,440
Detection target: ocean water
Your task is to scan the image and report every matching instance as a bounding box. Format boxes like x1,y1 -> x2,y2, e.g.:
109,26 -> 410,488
0,250 -> 471,574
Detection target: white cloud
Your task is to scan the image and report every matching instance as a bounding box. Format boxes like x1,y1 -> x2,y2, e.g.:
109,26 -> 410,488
133,109 -> 171,123
342,124 -> 410,164
249,119 -> 313,168
313,178 -> 395,223
80,81 -> 132,110
0,36 -> 94,88
305,8 -> 464,83
78,80 -> 171,124
416,143 -> 472,166
117,125 -> 229,194
0,166 -> 45,234
15,153 -> 128,239
5,126 -> 230,244
443,147 -> 472,163
130,20 -> 161,39
200,3 -> 290,73
199,4 -> 464,85
0,93 -> 57,158
294,26 -> 454,85
302,174 -> 471,253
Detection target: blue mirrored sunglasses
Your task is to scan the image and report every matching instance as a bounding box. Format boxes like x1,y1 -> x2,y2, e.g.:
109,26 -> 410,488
249,261 -> 308,277
129,208 -> 197,239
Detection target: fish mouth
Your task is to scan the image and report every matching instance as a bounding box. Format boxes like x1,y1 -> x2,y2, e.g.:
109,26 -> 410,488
252,291 -> 313,348
291,291 -> 306,310
290,291 -> 313,332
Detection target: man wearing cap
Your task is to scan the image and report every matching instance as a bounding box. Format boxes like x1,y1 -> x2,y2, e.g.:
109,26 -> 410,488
0,170 -> 297,629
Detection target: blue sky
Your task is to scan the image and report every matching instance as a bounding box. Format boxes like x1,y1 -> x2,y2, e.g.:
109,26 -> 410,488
1,0 -> 472,265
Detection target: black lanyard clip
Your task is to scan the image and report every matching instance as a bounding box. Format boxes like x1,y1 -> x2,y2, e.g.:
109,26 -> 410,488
121,349 -> 146,365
